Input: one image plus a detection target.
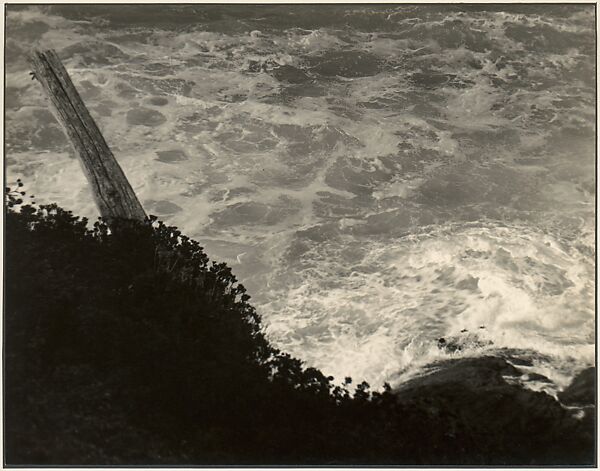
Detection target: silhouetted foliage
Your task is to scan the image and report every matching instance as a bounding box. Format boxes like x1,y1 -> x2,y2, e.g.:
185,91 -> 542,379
4,186 -> 595,465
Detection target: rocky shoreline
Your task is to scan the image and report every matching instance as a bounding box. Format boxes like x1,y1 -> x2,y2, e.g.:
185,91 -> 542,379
394,356 -> 596,465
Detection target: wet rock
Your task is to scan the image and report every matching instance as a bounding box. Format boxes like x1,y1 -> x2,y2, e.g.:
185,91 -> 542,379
399,357 -> 521,391
558,367 -> 595,406
394,356 -> 595,464
126,107 -> 167,127
436,331 -> 492,354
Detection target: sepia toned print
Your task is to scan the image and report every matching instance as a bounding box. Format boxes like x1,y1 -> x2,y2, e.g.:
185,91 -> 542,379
4,3 -> 596,465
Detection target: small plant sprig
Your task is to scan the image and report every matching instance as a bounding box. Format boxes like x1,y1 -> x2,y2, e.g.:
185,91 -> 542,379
5,179 -> 36,208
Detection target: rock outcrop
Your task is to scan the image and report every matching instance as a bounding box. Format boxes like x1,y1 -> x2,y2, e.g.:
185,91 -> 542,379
559,366 -> 596,407
393,356 -> 596,465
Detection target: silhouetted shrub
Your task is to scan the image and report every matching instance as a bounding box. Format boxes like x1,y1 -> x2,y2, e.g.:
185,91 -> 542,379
4,189 -> 387,464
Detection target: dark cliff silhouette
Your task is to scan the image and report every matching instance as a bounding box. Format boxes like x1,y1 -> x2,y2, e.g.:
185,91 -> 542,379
4,186 -> 595,465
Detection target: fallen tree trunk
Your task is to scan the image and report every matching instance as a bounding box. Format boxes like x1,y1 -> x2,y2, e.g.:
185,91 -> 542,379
28,49 -> 146,224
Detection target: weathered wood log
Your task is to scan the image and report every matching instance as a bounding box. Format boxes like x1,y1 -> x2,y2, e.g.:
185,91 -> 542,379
28,49 -> 147,224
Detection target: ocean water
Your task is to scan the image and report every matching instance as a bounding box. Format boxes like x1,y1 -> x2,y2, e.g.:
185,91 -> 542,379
5,5 -> 596,393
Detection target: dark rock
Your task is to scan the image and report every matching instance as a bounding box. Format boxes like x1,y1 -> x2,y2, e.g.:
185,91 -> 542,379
436,332 -> 492,354
398,356 -> 521,391
394,356 -> 595,464
559,367 -> 596,406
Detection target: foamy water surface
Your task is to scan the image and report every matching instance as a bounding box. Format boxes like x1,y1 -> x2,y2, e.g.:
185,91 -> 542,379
5,5 -> 596,392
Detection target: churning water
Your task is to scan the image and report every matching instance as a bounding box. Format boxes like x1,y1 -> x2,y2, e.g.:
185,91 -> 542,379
5,5 -> 595,393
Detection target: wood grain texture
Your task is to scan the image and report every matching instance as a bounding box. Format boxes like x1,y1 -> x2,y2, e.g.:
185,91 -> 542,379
28,49 -> 147,223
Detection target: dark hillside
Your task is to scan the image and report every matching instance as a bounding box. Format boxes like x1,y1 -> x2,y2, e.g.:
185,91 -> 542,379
4,188 -> 595,465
